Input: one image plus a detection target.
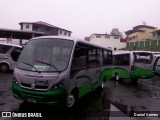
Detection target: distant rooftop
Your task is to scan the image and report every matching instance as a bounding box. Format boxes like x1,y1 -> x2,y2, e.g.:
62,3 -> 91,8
19,21 -> 71,32
90,33 -> 121,37
125,30 -> 144,35
133,25 -> 156,30
125,25 -> 156,35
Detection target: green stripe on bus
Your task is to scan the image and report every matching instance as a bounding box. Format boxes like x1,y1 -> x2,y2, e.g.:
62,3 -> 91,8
131,67 -> 154,78
99,68 -> 112,82
112,68 -> 130,78
77,69 -> 112,98
78,83 -> 93,98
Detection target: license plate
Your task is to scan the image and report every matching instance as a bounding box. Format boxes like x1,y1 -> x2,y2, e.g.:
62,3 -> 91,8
141,76 -> 146,78
27,99 -> 37,103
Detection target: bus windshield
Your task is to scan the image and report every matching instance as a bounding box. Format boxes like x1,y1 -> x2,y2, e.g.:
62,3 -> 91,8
17,38 -> 74,72
134,52 -> 153,64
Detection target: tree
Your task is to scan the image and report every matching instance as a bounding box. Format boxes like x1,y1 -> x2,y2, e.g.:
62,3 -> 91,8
110,28 -> 121,36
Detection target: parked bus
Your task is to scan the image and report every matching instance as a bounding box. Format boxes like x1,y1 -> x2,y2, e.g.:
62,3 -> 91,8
0,43 -> 22,72
12,36 -> 112,107
112,51 -> 154,83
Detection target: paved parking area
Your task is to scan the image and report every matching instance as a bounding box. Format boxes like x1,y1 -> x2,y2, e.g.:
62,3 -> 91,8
0,72 -> 160,120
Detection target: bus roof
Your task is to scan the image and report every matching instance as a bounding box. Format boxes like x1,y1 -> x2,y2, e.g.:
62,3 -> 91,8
153,54 -> 160,57
152,51 -> 160,55
113,50 -> 152,55
0,42 -> 22,48
31,35 -> 112,51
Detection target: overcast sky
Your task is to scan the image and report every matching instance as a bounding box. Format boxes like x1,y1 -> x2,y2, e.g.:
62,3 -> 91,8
0,0 -> 160,39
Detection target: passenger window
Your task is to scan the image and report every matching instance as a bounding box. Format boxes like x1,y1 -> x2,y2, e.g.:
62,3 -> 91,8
113,54 -> 130,66
10,47 -> 22,61
103,50 -> 112,65
97,49 -> 103,66
88,48 -> 97,67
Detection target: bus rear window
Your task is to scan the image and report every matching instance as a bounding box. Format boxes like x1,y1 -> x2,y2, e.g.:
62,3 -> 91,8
134,52 -> 153,64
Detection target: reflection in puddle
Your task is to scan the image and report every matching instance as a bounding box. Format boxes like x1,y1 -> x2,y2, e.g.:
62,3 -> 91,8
11,88 -> 111,120
106,79 -> 160,118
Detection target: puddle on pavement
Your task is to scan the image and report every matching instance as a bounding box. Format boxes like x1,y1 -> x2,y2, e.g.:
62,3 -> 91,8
0,91 -> 4,96
111,101 -> 149,117
7,78 -> 160,119
106,79 -> 160,117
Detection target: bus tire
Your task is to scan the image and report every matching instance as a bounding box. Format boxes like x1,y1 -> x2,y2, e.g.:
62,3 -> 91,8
0,63 -> 9,72
66,91 -> 77,108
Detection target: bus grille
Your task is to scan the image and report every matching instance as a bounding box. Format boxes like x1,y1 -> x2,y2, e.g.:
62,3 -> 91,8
21,83 -> 48,89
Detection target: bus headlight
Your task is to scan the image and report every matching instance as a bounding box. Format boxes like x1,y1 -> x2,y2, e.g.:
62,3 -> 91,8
13,77 -> 19,85
51,79 -> 64,90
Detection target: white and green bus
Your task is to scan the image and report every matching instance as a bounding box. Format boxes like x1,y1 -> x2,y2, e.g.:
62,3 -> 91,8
12,36 -> 112,107
0,43 -> 22,72
112,51 -> 154,83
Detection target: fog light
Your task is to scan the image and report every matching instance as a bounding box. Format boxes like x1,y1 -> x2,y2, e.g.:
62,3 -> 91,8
13,77 -> 19,85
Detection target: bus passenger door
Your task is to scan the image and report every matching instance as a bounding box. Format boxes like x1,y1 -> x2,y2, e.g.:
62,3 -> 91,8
70,43 -> 91,97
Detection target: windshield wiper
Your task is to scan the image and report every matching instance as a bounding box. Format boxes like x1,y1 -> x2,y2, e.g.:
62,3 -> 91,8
20,61 -> 41,73
34,60 -> 60,72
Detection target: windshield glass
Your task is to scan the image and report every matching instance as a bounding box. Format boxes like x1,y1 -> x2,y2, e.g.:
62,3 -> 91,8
134,52 -> 153,64
17,38 -> 74,72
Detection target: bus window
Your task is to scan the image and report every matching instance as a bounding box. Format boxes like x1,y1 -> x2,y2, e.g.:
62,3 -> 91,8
10,47 -> 22,61
134,52 -> 153,64
97,49 -> 103,66
0,44 -> 12,53
88,47 -> 97,67
103,50 -> 112,65
113,54 -> 130,66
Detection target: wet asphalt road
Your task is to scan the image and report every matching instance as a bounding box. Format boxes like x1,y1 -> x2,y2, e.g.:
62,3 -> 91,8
0,71 -> 160,120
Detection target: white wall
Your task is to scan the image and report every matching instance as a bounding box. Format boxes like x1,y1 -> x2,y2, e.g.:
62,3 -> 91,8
58,30 -> 70,36
21,24 -> 33,31
90,35 -> 126,50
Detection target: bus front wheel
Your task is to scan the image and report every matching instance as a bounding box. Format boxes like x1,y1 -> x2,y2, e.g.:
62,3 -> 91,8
66,93 -> 76,108
0,63 -> 9,72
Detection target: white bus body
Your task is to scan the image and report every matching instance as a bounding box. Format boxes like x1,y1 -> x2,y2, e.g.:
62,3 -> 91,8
0,43 -> 22,72
112,51 -> 154,83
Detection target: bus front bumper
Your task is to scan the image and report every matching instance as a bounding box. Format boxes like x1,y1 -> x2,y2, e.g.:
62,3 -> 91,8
12,83 -> 67,105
